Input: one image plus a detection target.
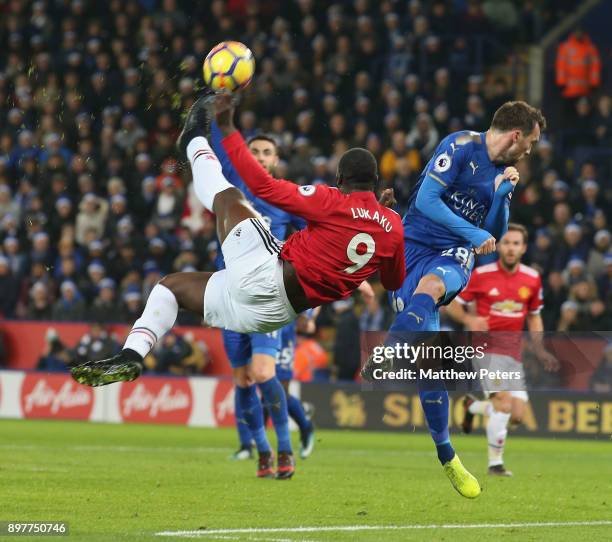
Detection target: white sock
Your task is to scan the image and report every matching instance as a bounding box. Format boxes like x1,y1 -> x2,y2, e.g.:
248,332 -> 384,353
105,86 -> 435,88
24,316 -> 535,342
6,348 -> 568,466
123,284 -> 178,358
469,400 -> 492,416
187,136 -> 233,211
487,408 -> 511,467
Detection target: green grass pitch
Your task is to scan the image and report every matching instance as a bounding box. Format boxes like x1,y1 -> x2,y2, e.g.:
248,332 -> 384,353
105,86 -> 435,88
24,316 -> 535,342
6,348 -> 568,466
1,419 -> 610,541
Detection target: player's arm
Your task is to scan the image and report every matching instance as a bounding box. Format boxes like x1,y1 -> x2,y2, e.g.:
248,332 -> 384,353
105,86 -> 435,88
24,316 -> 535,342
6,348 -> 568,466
446,296 -> 489,331
208,120 -> 249,193
215,94 -> 333,220
483,168 -> 519,240
379,236 -> 406,291
415,142 -> 494,253
526,277 -> 558,371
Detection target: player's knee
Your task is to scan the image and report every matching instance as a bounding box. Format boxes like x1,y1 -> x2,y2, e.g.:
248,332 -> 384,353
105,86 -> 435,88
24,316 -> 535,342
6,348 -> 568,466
232,366 -> 252,387
159,273 -> 182,297
252,361 -> 275,383
415,274 -> 446,302
511,405 -> 526,424
491,392 -> 512,413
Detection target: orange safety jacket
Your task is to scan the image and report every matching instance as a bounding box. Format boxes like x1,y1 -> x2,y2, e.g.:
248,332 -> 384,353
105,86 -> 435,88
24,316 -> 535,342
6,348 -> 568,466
556,34 -> 601,98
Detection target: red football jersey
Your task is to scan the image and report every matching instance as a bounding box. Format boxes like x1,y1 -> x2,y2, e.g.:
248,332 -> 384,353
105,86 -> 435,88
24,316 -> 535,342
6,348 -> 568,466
222,131 -> 406,306
456,261 -> 543,360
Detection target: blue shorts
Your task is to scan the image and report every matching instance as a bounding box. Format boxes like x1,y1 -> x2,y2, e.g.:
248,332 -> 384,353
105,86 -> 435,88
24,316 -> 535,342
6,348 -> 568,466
276,322 -> 297,381
391,241 -> 475,316
222,329 -> 282,369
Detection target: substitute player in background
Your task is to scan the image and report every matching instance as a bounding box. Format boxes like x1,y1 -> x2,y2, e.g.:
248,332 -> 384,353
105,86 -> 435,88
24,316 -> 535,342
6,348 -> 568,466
446,224 -> 558,476
363,101 -> 546,498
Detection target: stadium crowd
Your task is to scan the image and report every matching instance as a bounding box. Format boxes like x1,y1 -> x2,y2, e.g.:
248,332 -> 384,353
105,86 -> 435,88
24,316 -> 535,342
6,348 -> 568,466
0,0 -> 610,372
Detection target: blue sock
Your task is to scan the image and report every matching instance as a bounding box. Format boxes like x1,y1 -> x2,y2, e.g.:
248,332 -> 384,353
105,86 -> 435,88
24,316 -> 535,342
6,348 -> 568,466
259,377 -> 292,454
234,386 -> 253,448
235,385 -> 271,454
418,384 -> 455,465
287,394 -> 312,433
389,293 -> 436,335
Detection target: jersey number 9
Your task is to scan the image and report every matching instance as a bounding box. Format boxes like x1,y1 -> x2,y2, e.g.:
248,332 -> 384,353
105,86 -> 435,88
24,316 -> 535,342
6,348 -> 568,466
344,233 -> 375,274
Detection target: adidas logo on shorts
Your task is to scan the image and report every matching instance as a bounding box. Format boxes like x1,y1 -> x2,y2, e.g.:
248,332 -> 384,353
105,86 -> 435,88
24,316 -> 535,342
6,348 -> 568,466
234,228 -> 242,237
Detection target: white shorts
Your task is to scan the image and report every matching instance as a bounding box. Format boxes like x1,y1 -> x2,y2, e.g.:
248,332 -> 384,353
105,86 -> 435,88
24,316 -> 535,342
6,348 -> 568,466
203,218 -> 297,333
472,353 -> 529,402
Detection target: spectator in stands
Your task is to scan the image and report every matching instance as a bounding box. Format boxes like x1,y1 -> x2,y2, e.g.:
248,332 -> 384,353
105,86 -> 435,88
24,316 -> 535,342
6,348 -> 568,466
380,131 -> 419,183
75,194 -> 108,245
590,343 -> 612,393
74,323 -> 119,365
26,282 -> 53,321
598,254 -> 612,305
88,278 -> 119,323
0,255 -> 19,318
147,332 -> 193,375
37,329 -> 72,372
51,280 -> 86,322
121,286 -> 143,324
587,230 -> 611,278
593,94 -> 612,146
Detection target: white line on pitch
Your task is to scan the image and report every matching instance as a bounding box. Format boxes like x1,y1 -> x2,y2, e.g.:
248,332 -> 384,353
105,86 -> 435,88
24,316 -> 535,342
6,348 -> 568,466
156,520 -> 612,538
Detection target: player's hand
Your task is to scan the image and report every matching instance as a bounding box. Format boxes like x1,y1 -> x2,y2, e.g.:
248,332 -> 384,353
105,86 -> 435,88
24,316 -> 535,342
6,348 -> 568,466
537,350 -> 560,372
357,280 -> 376,303
475,236 -> 496,255
464,315 -> 489,332
213,92 -> 236,135
378,188 -> 396,208
503,166 -> 520,187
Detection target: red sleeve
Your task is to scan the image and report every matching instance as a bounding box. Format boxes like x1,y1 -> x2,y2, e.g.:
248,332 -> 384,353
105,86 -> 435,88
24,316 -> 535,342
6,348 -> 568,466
379,235 -> 406,291
222,131 -> 335,221
528,275 -> 544,314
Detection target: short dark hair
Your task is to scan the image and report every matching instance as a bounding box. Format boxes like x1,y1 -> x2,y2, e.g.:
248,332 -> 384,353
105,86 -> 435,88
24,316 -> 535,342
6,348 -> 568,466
490,101 -> 546,135
507,222 -> 529,244
337,147 -> 378,188
247,134 -> 278,151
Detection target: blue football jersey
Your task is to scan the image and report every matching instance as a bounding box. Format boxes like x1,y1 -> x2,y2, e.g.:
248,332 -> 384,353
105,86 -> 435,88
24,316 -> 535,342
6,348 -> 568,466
209,121 -> 306,271
403,131 -> 506,251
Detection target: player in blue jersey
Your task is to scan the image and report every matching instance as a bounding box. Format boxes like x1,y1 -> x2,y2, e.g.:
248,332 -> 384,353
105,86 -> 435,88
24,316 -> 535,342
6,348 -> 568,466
363,101 -> 546,498
210,122 -> 312,478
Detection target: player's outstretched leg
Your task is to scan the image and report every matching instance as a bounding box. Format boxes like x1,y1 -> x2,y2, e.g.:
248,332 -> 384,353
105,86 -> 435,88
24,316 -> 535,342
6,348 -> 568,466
71,272 -> 212,386
177,93 -> 260,243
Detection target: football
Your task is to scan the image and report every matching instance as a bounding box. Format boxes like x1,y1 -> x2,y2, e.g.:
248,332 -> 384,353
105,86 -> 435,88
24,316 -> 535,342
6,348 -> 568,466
203,41 -> 255,92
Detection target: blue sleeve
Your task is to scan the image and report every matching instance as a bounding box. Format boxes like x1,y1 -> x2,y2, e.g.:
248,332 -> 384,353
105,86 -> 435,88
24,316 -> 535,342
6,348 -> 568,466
483,180 -> 513,240
415,175 -> 492,248
290,214 -> 307,231
210,121 -> 248,193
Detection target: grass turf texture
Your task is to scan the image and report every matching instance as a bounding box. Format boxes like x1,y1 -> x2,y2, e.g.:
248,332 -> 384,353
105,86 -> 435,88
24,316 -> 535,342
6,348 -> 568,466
1,419 -> 610,541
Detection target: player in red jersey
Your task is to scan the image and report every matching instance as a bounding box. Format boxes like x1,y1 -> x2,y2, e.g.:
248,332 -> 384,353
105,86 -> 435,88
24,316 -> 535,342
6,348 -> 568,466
72,91 -> 404,383
446,223 -> 558,476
